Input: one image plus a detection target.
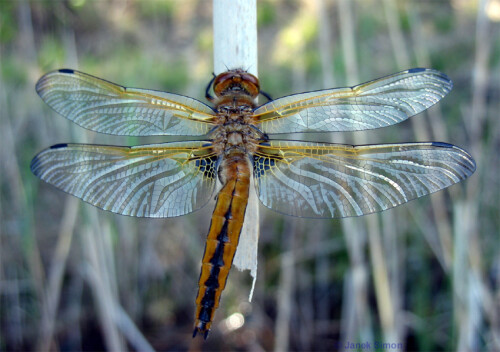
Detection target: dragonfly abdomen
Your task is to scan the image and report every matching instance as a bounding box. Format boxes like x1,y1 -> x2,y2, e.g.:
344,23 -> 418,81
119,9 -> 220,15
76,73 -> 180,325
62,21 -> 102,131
193,153 -> 251,339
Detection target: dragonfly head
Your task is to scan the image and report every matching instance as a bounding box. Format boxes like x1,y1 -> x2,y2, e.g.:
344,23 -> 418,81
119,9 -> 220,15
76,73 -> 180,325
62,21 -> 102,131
213,69 -> 260,99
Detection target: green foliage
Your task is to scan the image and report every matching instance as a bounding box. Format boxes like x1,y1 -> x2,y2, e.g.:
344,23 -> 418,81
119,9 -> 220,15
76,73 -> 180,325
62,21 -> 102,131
1,57 -> 28,85
136,0 -> 177,18
491,34 -> 500,67
257,0 -> 276,27
434,11 -> 455,34
197,30 -> 213,53
0,1 -> 17,43
38,37 -> 66,71
358,10 -> 383,39
68,0 -> 87,10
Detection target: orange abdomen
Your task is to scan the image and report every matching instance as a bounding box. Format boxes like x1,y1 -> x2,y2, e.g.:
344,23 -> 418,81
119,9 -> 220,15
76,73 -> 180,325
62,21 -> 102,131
193,153 -> 251,339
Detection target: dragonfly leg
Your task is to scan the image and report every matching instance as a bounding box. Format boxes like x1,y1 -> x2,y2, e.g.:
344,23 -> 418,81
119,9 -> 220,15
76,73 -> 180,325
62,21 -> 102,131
259,89 -> 273,102
205,73 -> 217,102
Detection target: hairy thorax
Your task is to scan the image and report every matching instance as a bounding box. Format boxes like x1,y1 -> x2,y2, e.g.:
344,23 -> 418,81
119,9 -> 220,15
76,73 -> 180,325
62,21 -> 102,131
210,95 -> 263,156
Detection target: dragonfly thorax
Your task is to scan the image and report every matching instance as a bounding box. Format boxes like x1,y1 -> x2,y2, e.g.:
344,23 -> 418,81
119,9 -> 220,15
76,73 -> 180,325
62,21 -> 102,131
227,131 -> 243,146
210,123 -> 262,156
216,104 -> 253,116
210,70 -> 262,152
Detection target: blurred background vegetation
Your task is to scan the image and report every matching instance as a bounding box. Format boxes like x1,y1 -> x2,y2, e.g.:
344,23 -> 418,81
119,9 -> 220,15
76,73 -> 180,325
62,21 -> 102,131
1,0 -> 499,351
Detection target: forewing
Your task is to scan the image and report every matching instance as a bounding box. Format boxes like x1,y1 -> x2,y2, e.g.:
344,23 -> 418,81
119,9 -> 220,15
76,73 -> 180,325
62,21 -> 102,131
31,141 -> 218,217
36,69 -> 216,136
253,141 -> 475,218
254,68 -> 452,134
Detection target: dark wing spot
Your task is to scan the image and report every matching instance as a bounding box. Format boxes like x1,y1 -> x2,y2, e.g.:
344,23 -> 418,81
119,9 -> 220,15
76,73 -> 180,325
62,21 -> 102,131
431,142 -> 453,148
195,156 -> 218,179
58,68 -> 74,74
253,156 -> 277,177
50,143 -> 68,149
407,67 -> 426,73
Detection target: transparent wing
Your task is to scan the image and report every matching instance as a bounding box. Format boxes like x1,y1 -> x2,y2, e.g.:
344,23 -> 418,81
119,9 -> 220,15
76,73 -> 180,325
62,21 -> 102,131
36,69 -> 216,136
31,141 -> 218,217
253,140 -> 475,218
253,68 -> 452,134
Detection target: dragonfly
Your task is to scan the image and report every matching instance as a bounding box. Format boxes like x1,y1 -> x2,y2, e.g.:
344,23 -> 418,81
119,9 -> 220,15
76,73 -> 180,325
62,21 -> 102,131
31,67 -> 476,339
